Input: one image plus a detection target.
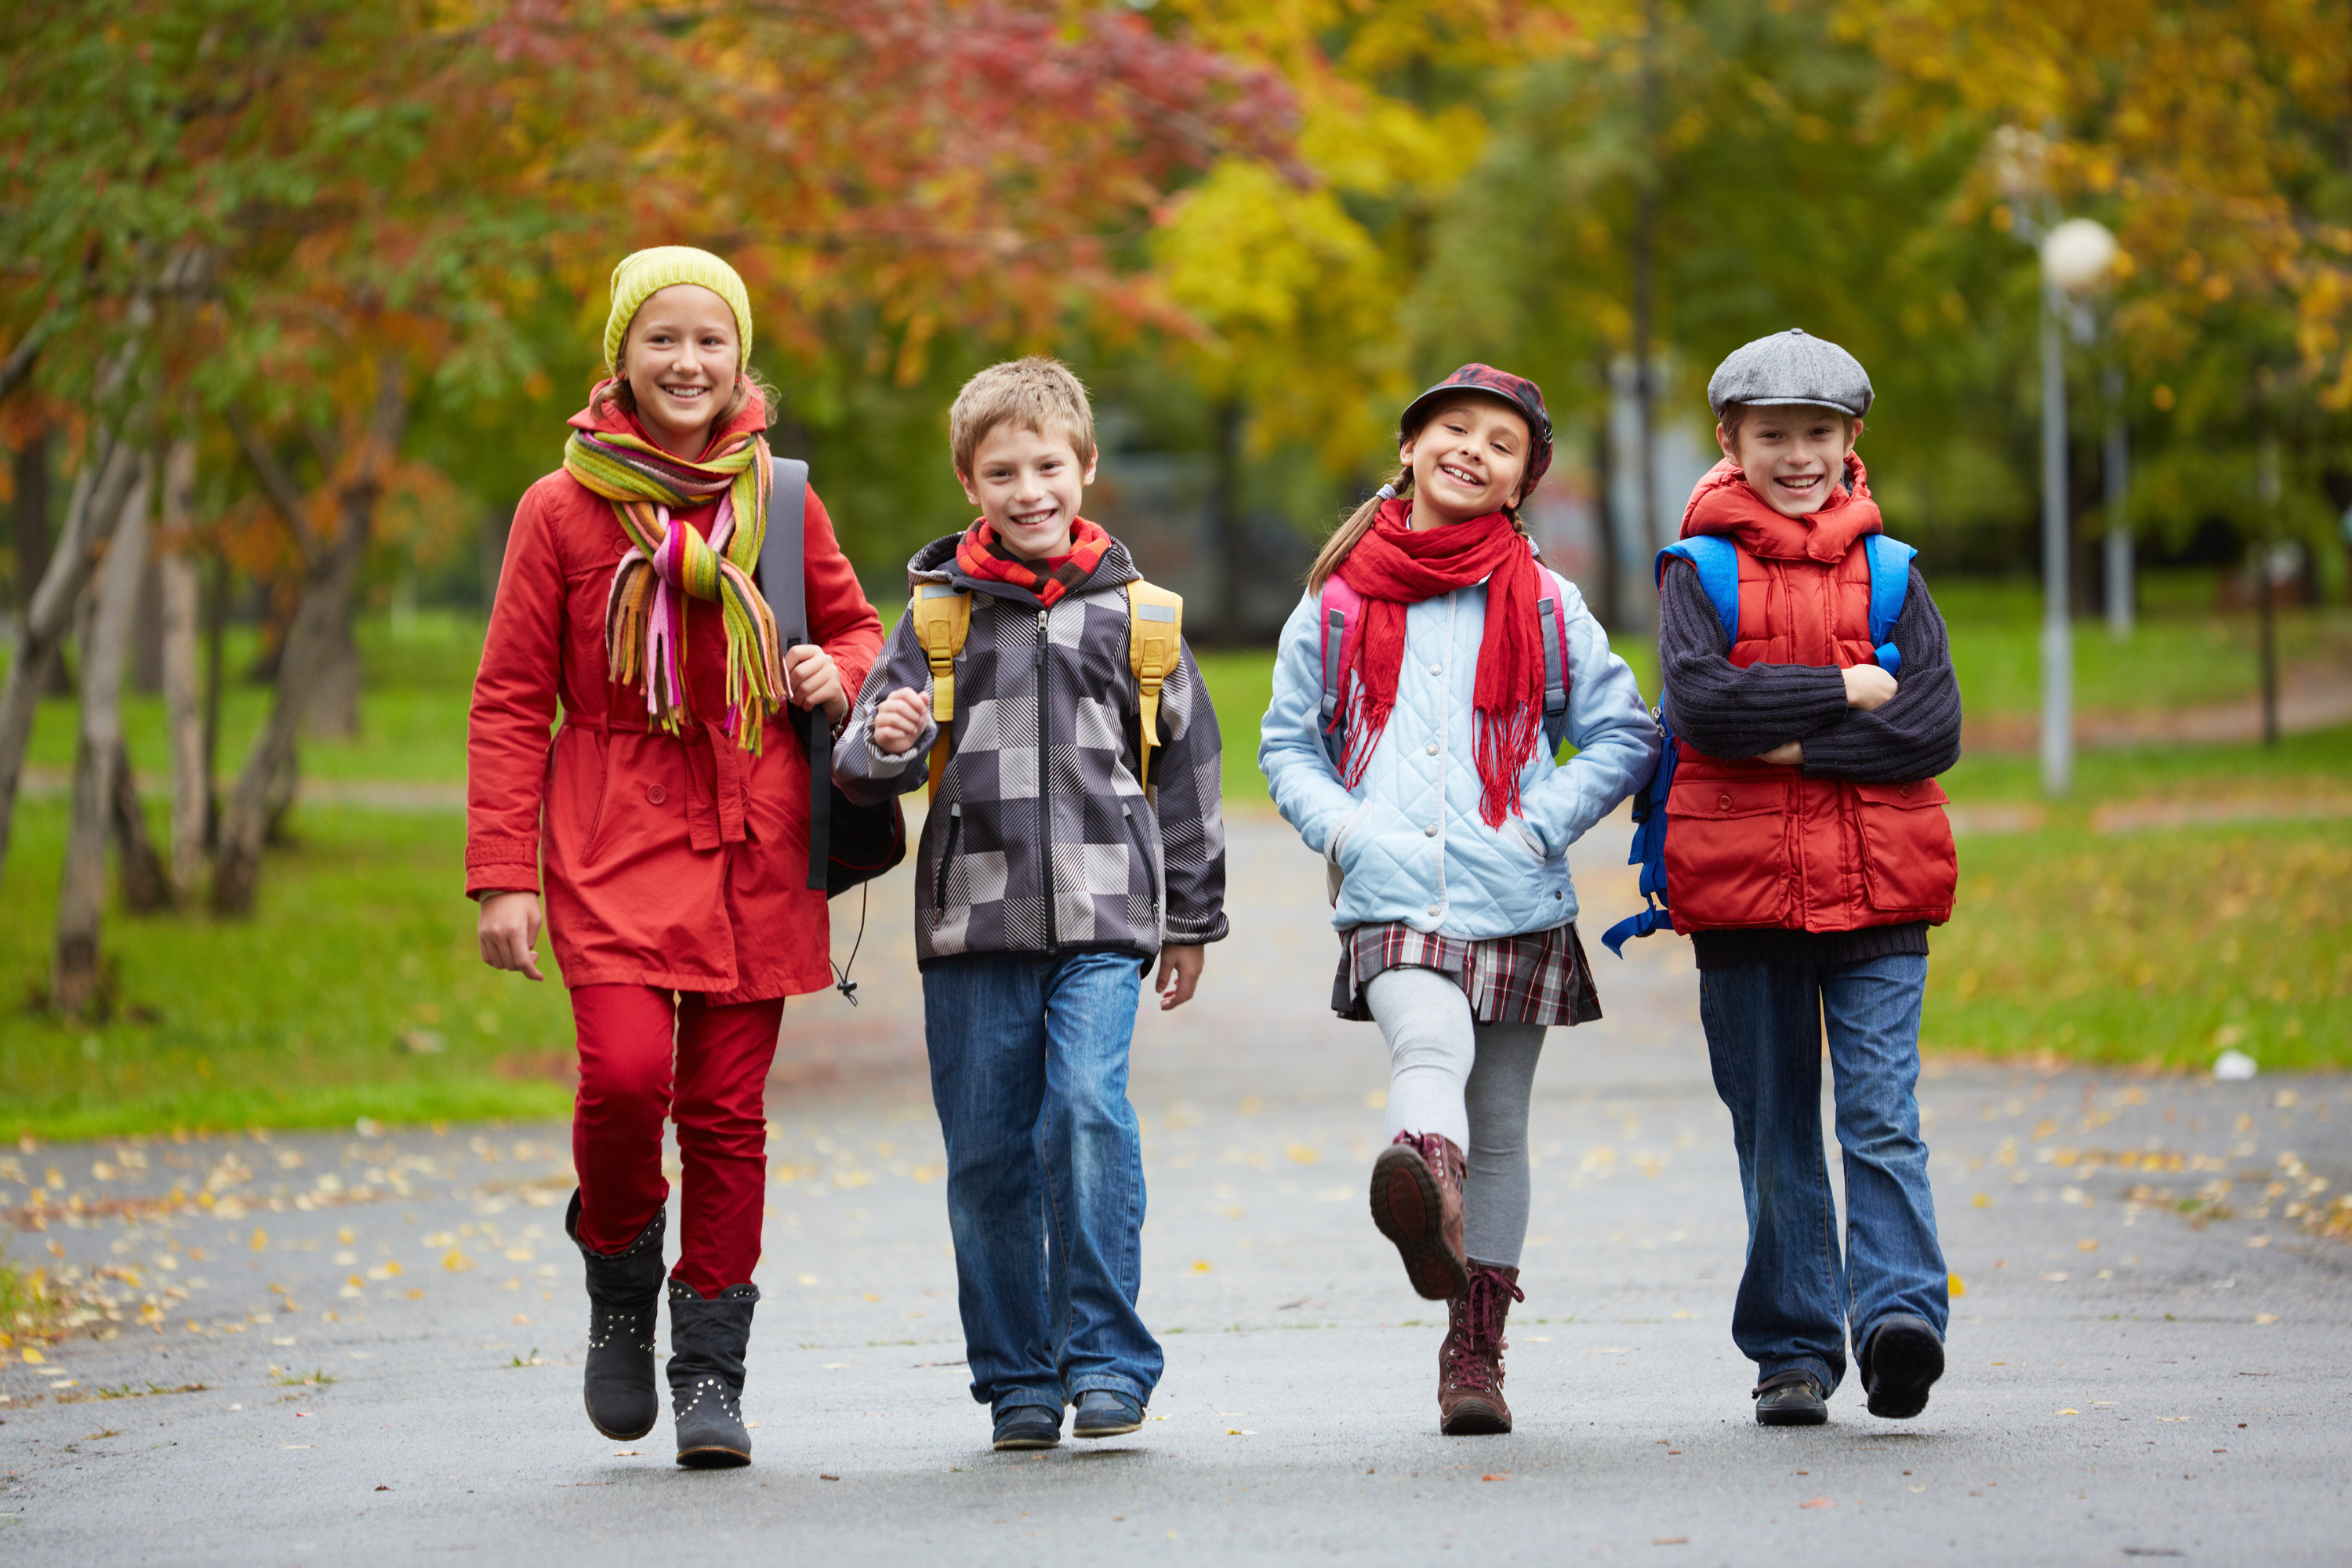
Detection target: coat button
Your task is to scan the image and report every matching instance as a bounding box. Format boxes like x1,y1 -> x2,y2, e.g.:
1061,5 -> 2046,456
1428,662 -> 1444,676
1900,782 -> 1913,797
1425,742 -> 1439,756
647,783 -> 668,805
614,538 -> 630,555
1428,904 -> 1442,917
1424,823 -> 1438,837
1718,792 -> 1733,811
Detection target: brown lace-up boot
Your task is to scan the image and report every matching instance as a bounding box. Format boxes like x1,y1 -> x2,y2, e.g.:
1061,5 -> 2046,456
1438,1264 -> 1525,1435
1370,1131 -> 1469,1301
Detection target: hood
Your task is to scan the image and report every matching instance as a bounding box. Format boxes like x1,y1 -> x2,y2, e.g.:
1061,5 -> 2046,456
905,523 -> 1141,603
566,377 -> 769,460
1678,451 -> 1882,563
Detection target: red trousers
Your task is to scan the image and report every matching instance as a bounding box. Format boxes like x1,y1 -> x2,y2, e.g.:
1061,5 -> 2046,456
569,985 -> 782,1298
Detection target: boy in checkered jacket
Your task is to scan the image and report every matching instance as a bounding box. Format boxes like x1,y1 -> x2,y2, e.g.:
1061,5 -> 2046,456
833,357 -> 1229,1453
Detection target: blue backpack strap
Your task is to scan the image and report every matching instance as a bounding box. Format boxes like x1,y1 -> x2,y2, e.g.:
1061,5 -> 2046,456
1657,535 -> 1740,647
1863,533 -> 1915,677
1602,726 -> 1679,957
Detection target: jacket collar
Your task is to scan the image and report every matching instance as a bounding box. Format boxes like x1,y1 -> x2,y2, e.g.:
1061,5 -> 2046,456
1678,452 -> 1882,563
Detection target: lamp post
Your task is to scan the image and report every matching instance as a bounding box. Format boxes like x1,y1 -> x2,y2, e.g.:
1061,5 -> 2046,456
2035,216 -> 2118,797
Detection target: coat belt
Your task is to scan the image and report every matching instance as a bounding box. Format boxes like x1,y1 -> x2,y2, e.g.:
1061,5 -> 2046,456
571,711 -> 785,853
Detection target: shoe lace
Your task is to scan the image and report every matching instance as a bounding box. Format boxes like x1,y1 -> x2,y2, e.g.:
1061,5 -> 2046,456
1443,1269 -> 1525,1392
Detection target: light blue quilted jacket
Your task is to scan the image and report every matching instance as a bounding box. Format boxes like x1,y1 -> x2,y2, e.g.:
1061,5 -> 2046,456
1258,566 -> 1660,938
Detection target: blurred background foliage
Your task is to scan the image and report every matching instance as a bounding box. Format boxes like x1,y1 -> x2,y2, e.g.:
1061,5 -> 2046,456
1,0 -> 2348,1131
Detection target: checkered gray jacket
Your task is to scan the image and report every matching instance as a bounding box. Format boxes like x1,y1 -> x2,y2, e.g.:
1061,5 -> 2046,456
833,533 -> 1229,967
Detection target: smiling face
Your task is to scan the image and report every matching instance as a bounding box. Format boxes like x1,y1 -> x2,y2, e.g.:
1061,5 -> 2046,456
1400,395 -> 1531,528
1719,403 -> 1862,518
618,284 -> 742,459
958,420 -> 1097,561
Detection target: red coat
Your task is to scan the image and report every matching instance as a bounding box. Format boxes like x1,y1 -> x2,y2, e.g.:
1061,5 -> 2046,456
466,393 -> 884,1002
1664,455 -> 1958,935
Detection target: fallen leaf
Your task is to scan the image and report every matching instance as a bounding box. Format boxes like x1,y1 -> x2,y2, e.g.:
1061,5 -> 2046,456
2056,1408 -> 2080,1416
2254,1314 -> 2280,1324
1949,1274 -> 1966,1297
1192,1260 -> 1212,1273
2078,1239 -> 2100,1252
1653,1537 -> 1688,1546
1481,1473 -> 1508,1482
2247,1236 -> 2270,1248
820,1473 -> 840,1481
376,1484 -> 390,1491
1971,1193 -> 1991,1208
442,1250 -> 475,1273
1798,1497 -> 1835,1509
22,1348 -> 45,1365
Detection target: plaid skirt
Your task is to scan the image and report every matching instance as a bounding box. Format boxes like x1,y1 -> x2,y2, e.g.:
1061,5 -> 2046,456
1332,920 -> 1603,1026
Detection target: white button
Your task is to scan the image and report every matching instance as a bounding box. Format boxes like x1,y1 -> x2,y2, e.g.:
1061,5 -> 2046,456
1425,742 -> 1439,756
1424,823 -> 1438,837
1427,905 -> 1442,917
1428,663 -> 1444,676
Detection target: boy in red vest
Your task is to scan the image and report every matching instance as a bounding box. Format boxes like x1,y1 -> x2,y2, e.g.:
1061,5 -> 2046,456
1659,330 -> 1962,1427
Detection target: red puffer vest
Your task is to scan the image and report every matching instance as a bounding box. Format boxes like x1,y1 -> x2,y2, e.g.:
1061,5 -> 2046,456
1663,454 -> 1957,934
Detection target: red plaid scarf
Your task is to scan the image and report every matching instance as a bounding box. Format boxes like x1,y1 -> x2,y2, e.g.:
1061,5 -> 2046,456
953,517 -> 1112,607
1334,500 -> 1545,827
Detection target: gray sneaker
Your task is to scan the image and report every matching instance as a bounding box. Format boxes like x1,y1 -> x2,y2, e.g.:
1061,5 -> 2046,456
992,1404 -> 1062,1450
1072,1389 -> 1143,1438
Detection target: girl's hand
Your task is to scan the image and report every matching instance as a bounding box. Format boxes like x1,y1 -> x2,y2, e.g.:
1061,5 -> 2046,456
477,891 -> 546,982
1155,943 -> 1204,1011
870,687 -> 930,754
783,644 -> 848,725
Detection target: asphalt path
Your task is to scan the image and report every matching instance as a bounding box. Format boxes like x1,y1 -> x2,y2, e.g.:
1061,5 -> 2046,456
4,809 -> 2348,1565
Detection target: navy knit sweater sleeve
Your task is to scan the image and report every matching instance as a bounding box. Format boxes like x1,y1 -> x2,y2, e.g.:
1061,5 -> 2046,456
1657,559 -> 1962,781
1798,567 -> 1962,782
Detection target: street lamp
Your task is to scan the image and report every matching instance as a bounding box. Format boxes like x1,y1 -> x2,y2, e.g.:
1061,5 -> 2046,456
2035,217 -> 2117,795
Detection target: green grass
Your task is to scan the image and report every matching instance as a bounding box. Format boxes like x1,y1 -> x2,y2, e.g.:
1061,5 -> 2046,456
0,800 -> 573,1142
1926,818 -> 2352,1071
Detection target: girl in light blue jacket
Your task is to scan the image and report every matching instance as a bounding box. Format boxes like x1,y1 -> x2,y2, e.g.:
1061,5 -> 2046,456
1258,365 -> 1657,1436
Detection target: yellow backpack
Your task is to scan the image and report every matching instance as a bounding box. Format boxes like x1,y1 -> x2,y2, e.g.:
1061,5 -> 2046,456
909,580 -> 1183,800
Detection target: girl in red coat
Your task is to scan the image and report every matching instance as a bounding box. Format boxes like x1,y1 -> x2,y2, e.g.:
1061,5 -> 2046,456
467,247 -> 882,1468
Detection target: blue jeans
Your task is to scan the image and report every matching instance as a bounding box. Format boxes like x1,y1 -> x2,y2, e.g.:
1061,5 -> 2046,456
922,949 -> 1160,1417
1700,953 -> 1947,1395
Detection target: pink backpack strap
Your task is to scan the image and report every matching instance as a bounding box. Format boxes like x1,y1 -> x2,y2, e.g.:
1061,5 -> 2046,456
1316,575 -> 1365,770
1534,566 -> 1572,753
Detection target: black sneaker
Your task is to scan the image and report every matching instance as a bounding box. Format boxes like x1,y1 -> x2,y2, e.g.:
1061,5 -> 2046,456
1860,1314 -> 1944,1419
1753,1369 -> 1828,1426
1071,1389 -> 1143,1439
992,1405 -> 1062,1451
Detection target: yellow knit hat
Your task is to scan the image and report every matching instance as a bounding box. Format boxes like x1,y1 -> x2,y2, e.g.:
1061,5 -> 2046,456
602,247 -> 754,376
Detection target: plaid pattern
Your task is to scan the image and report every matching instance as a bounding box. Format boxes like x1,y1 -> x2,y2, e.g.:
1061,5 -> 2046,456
834,532 -> 1229,966
1333,920 -> 1602,1026
953,517 -> 1114,608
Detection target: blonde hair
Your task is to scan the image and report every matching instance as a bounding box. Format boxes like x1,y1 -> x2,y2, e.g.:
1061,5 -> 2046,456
949,357 -> 1097,477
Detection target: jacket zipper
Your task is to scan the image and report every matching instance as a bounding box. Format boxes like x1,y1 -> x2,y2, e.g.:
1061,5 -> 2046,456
1036,606 -> 1055,951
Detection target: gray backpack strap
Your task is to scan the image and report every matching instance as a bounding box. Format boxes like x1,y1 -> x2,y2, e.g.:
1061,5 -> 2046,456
1537,590 -> 1569,752
757,457 -> 828,891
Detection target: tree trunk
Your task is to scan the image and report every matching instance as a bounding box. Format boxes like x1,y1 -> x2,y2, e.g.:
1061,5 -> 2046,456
132,555 -> 165,694
11,428 -> 70,699
159,437 -> 208,891
0,430 -> 149,875
111,735 -> 172,914
52,465 -> 152,1016
306,596 -> 362,738
202,553 -> 227,849
1210,397 -> 1246,643
1589,361 -> 1622,633
214,363 -> 408,915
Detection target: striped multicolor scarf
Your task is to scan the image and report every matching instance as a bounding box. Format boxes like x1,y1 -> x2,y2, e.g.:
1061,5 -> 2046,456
562,416 -> 786,751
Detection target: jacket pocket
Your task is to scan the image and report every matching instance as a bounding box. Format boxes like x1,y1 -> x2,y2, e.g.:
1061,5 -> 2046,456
1123,801 -> 1160,919
1852,779 -> 1958,916
930,802 -> 963,922
1510,819 -> 1549,865
572,729 -> 615,866
1663,775 -> 1793,927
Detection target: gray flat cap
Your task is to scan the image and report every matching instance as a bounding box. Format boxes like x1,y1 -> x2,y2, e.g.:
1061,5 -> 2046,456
1707,328 -> 1873,418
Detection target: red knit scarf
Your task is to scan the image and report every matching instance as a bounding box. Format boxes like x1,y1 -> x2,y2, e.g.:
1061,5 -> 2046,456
1334,500 -> 1545,826
954,517 -> 1112,607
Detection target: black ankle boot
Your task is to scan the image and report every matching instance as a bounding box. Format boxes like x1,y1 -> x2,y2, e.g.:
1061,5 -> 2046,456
564,1190 -> 665,1442
668,1279 -> 757,1468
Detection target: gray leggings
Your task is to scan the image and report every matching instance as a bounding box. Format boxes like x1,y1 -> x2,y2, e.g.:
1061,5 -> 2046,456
1365,966 -> 1546,1269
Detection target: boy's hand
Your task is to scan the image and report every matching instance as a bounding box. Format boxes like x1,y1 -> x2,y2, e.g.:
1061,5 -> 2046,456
1759,740 -> 1802,768
1154,943 -> 1204,1011
783,644 -> 848,724
870,687 -> 929,754
1843,664 -> 1897,712
477,891 -> 545,982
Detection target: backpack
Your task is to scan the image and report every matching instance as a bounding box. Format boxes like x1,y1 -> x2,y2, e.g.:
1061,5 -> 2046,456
755,458 -> 907,899
907,577 -> 1185,800
1599,531 -> 1914,957
1314,568 -> 1577,773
